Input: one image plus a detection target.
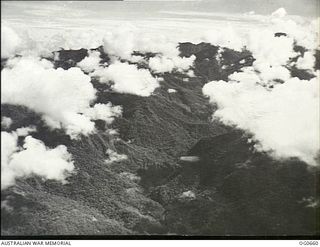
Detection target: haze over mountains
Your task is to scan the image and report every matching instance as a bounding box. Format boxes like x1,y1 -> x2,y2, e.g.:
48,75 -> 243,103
1,2 -> 319,236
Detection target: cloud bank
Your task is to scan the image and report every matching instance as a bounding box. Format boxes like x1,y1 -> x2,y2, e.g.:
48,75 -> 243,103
1,117 -> 13,129
203,73 -> 319,166
149,55 -> 195,73
202,8 -> 318,53
1,25 -> 23,59
2,8 -> 319,168
103,23 -> 180,59
202,8 -> 319,166
1,131 -> 74,190
93,61 -> 160,97
2,57 -> 122,138
77,50 -> 102,73
105,149 -> 128,164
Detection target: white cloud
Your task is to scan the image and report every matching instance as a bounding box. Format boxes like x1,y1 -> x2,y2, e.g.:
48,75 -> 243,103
1,132 -> 19,186
2,57 -> 94,137
228,65 -> 291,89
1,117 -> 13,129
168,88 -> 177,93
2,7 -> 319,169
203,73 -> 320,166
83,103 -> 122,124
32,30 -> 105,58
136,32 -> 180,58
119,172 -> 140,182
2,24 -> 106,58
105,149 -> 128,164
1,56 -> 121,138
77,50 -> 102,73
180,190 -> 196,199
15,126 -> 37,137
128,55 -> 146,63
203,25 -> 245,51
186,70 -> 195,77
217,24 -> 303,85
202,8 -> 318,56
271,7 -> 287,18
106,129 -> 119,136
1,25 -> 23,59
103,23 -> 137,60
247,30 -> 296,67
272,19 -> 318,51
1,131 -> 74,190
256,64 -> 291,83
228,67 -> 260,84
5,55 -> 54,69
92,61 -> 159,97
149,56 -> 175,73
295,51 -> 316,71
149,55 -> 195,73
102,23 -> 180,59
201,11 -> 319,166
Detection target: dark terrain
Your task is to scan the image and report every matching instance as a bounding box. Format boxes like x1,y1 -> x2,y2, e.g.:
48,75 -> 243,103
1,40 -> 319,236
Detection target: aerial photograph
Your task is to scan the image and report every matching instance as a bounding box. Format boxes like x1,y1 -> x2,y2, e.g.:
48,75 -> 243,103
1,0 -> 319,238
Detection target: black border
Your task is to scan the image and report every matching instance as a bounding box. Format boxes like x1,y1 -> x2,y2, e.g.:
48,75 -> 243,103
1,235 -> 320,240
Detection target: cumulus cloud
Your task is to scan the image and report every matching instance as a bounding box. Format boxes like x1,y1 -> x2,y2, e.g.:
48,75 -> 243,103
203,25 -> 245,51
1,24 -> 106,58
105,149 -> 128,164
2,57 -> 94,137
1,56 -> 122,138
1,132 -> 19,183
1,25 -> 23,59
180,190 -> 196,199
295,51 -> 316,71
272,18 -> 318,51
31,29 -> 104,58
226,16 -> 316,82
201,10 -> 319,166
207,20 -> 306,85
77,50 -> 102,73
202,7 -> 318,58
228,68 -> 260,84
228,65 -> 291,89
92,61 -> 159,97
83,103 -> 122,124
149,56 -> 175,73
271,7 -> 287,18
119,172 -> 140,182
2,7 -> 318,168
148,55 -> 195,73
47,30 -> 104,52
247,31 -> 296,67
168,88 -> 177,93
186,70 -> 195,77
103,23 -> 137,60
103,23 -> 180,60
15,126 -> 37,137
1,131 -> 74,190
136,32 -> 180,58
128,55 -> 145,64
255,64 -> 291,84
203,73 -> 319,166
1,117 -> 13,129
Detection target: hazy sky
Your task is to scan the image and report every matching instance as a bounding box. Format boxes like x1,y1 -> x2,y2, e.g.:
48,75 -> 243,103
2,0 -> 318,45
2,0 -> 319,20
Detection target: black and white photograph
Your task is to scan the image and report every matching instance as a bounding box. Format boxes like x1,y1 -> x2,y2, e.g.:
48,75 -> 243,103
1,0 -> 319,240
